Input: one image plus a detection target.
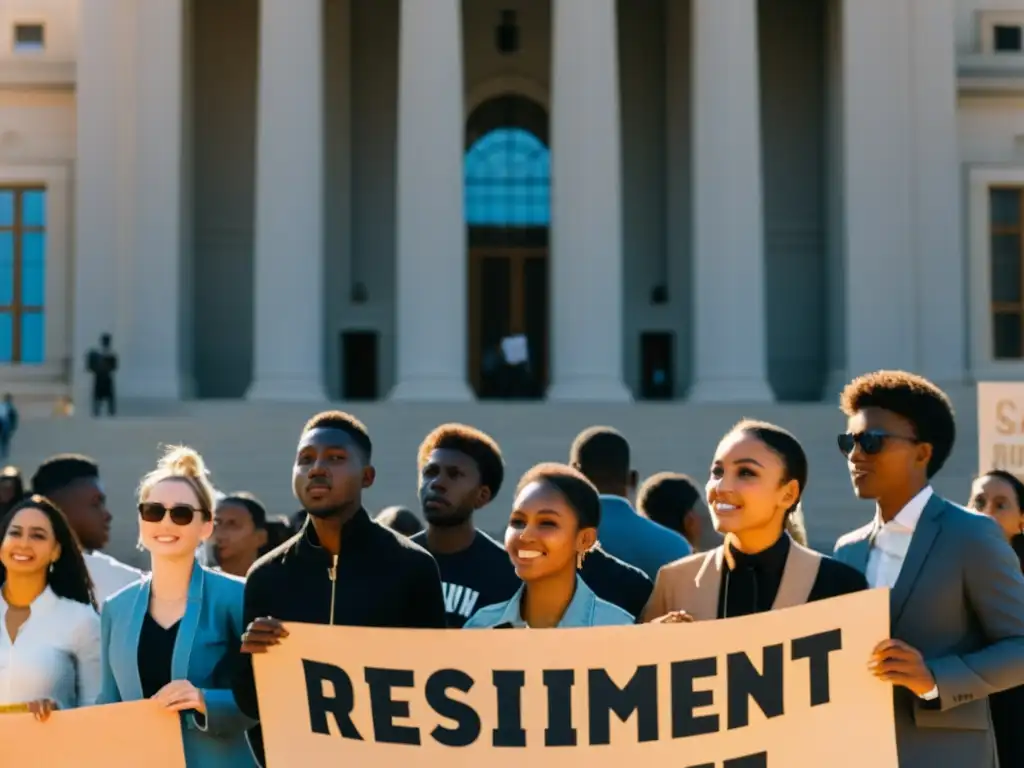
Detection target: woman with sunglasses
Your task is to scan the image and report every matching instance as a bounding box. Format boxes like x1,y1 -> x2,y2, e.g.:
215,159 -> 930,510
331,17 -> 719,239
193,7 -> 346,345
97,445 -> 255,767
643,420 -> 866,624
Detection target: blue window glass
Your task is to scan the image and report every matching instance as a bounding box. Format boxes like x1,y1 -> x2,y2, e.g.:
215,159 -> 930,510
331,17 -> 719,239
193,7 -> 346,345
20,312 -> 43,363
0,313 -> 12,363
0,192 -> 12,227
465,127 -> 550,227
21,231 -> 44,306
21,190 -> 45,227
0,188 -> 48,363
0,232 -> 12,306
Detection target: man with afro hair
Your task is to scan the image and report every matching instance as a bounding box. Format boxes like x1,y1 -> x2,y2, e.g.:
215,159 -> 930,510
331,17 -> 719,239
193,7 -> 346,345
410,423 -> 520,627
833,370 -> 1024,767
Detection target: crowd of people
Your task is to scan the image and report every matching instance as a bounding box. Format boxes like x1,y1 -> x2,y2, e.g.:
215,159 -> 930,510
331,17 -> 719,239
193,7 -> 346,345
1,369 -> 1024,767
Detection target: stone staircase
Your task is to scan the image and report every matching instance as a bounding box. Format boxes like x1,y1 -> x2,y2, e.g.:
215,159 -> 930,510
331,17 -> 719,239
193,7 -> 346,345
6,386 -> 983,569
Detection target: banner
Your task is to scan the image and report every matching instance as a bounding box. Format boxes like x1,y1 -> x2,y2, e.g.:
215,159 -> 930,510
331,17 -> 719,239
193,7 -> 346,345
0,699 -> 186,767
254,589 -> 897,767
978,382 -> 1024,477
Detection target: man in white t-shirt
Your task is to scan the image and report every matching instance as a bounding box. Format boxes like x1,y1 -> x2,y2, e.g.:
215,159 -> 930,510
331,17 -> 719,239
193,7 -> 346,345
31,454 -> 143,603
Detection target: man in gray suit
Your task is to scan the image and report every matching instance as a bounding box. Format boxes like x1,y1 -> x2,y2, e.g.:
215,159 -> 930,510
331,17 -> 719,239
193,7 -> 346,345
833,371 -> 1024,767
569,426 -> 691,580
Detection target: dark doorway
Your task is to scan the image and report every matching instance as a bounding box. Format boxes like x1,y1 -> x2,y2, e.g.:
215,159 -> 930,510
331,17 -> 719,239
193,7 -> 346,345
340,330 -> 378,400
465,95 -> 549,400
640,331 -> 674,400
469,248 -> 548,398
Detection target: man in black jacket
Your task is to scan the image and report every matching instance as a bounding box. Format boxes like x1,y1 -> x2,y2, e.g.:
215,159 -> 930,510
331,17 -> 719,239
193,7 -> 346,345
233,410 -> 445,766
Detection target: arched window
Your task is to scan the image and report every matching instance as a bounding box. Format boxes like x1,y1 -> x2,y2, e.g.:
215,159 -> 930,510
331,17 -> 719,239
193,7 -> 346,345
465,127 -> 550,227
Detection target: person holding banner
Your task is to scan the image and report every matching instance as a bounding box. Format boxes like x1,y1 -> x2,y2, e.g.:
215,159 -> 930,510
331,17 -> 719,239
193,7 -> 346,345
642,420 -> 867,624
463,462 -> 635,629
0,495 -> 100,721
234,411 -> 446,767
97,446 -> 255,767
833,371 -> 1024,768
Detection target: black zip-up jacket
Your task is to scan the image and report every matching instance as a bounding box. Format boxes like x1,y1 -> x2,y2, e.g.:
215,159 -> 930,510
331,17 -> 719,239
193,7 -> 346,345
232,507 -> 446,766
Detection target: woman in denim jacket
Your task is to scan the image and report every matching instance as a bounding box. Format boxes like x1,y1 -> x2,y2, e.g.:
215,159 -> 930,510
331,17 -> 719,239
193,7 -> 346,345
464,463 -> 633,629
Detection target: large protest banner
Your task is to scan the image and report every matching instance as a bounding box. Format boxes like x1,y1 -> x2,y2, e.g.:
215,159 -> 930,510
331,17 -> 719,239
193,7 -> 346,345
254,588 -> 897,767
978,382 -> 1024,477
0,699 -> 186,767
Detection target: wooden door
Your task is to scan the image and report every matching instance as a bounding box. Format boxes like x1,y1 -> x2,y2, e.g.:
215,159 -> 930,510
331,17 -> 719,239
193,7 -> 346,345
468,248 -> 548,397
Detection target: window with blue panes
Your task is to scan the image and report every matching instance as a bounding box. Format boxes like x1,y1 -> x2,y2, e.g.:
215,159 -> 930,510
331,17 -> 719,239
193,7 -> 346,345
465,128 -> 550,227
0,187 -> 45,364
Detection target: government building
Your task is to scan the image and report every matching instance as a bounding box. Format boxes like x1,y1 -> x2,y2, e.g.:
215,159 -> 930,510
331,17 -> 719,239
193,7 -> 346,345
0,0 -> 1022,406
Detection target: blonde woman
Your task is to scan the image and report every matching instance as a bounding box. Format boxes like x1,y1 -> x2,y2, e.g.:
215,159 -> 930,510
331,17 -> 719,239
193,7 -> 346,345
97,446 -> 254,767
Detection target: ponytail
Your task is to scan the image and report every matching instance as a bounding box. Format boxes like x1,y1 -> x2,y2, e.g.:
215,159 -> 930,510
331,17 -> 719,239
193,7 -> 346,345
784,502 -> 808,547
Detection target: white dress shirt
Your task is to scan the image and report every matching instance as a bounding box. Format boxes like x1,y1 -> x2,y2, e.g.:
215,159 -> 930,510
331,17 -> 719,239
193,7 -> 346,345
0,586 -> 102,709
866,485 -> 939,701
85,551 -> 144,605
866,486 -> 933,589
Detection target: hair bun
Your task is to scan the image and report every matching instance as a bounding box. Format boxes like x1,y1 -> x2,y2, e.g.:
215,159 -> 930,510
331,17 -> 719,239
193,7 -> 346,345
157,444 -> 207,479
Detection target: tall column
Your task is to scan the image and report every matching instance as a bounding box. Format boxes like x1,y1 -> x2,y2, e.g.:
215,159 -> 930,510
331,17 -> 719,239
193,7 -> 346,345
910,0 -> 964,386
73,0 -> 123,407
688,0 -> 773,403
247,0 -> 327,401
324,0 -> 352,400
390,0 -> 473,401
122,0 -> 188,400
824,0 -> 847,399
840,0 -> 915,378
665,0 -> 693,396
548,0 -> 631,402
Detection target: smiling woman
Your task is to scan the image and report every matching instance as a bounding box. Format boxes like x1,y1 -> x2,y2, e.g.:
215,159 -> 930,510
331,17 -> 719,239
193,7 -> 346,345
96,445 -> 255,767
642,421 -> 867,625
0,495 -> 99,719
462,462 -> 634,629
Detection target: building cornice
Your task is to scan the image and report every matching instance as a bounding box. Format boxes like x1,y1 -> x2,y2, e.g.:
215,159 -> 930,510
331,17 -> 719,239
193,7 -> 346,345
959,54 -> 1024,96
0,59 -> 74,88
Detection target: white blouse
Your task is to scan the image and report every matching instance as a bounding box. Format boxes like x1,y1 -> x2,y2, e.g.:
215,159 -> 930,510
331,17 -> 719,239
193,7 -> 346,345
0,586 -> 102,709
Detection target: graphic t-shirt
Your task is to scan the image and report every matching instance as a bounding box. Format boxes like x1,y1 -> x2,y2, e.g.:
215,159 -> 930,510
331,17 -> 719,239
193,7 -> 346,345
411,530 -> 521,628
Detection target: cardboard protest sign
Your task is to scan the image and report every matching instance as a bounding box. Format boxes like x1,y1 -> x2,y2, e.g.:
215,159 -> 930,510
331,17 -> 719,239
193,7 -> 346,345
978,382 -> 1024,477
254,588 -> 896,767
0,699 -> 186,767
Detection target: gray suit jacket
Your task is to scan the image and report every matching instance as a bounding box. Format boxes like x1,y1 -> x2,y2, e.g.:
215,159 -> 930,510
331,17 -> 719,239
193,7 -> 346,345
834,493 -> 1024,768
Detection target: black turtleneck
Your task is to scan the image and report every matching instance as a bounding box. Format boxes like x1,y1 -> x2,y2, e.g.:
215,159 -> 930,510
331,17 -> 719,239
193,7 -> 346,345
716,535 -> 868,619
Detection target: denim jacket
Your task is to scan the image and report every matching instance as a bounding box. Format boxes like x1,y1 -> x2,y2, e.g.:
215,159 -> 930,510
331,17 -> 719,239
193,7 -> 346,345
463,575 -> 634,628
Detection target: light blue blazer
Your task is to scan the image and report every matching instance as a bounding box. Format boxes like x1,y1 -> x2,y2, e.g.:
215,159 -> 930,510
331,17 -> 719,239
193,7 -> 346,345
97,564 -> 255,767
464,575 -> 634,628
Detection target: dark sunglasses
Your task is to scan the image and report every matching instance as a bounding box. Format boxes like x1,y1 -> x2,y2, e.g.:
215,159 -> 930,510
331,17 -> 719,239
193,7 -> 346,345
837,430 -> 917,456
138,502 -> 201,526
